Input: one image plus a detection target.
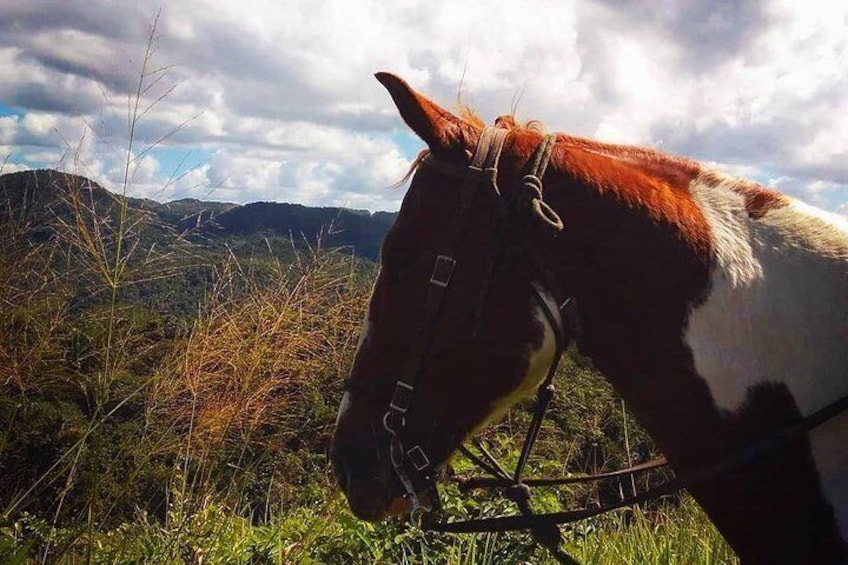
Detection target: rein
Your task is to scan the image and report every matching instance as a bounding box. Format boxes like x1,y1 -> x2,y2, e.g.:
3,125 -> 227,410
429,391 -> 848,533
376,127 -> 848,564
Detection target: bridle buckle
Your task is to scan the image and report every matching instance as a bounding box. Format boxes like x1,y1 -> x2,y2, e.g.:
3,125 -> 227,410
429,255 -> 457,288
407,445 -> 430,471
389,381 -> 414,413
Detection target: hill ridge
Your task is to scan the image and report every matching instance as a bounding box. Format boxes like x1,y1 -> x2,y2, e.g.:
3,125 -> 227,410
0,168 -> 396,260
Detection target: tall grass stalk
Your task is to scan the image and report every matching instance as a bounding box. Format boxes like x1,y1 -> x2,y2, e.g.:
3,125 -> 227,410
0,13 -> 203,564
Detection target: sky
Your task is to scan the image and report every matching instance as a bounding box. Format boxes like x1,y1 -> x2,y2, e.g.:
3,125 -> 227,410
1,0 -> 847,214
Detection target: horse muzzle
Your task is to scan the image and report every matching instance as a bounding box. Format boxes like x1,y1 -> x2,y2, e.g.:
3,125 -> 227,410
330,434 -> 398,521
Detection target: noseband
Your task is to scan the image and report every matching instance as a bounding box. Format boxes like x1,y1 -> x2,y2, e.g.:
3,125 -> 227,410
378,127 -> 574,527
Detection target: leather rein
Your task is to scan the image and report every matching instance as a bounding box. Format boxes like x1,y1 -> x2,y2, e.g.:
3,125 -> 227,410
371,127 -> 848,564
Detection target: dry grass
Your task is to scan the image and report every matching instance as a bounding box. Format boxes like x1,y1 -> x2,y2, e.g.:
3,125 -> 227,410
149,250 -> 370,453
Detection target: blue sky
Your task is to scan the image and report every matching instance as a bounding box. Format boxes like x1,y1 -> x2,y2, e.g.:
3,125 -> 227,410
1,0 -> 847,213
0,103 -> 19,118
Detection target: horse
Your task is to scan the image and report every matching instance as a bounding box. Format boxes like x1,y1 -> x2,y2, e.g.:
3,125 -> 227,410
330,72 -> 848,564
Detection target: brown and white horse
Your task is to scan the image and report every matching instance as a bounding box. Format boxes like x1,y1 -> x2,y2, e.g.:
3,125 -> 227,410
330,73 -> 848,563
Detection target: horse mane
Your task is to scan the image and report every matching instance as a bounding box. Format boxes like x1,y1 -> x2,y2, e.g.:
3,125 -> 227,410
551,134 -> 788,222
394,110 -> 787,225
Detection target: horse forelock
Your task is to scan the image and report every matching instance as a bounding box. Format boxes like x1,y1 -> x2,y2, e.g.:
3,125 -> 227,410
455,100 -> 548,134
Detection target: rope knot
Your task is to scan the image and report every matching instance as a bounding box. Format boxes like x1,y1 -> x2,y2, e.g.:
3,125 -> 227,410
520,174 -> 564,233
521,174 -> 544,201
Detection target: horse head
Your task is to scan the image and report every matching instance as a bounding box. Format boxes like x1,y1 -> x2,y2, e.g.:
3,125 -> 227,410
330,73 -> 572,521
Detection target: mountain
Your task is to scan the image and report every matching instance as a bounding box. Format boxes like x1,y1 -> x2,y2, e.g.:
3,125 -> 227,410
0,169 -> 396,260
209,202 -> 395,260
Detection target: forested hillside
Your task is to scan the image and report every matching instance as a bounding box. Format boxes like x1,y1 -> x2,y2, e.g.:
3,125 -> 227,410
0,169 -> 395,260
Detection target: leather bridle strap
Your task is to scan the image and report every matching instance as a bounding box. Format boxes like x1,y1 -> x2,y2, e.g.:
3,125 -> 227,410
384,128 -> 578,562
435,133 -> 577,564
382,127 -> 509,523
454,455 -> 668,491
427,388 -> 848,534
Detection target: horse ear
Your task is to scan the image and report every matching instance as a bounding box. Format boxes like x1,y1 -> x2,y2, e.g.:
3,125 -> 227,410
375,72 -> 477,158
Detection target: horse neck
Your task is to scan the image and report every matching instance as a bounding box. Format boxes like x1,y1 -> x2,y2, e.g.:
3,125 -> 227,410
535,155 -> 848,560
541,161 -> 848,455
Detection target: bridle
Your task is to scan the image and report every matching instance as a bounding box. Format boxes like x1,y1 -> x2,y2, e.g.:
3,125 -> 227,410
355,127 -> 848,564
374,125 -> 586,561
380,126 -> 541,523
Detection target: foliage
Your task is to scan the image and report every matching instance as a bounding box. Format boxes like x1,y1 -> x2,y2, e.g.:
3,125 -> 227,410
0,168 -> 397,263
0,489 -> 734,564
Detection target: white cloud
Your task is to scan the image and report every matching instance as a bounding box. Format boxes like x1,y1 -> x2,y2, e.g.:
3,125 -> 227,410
183,127 -> 410,209
0,116 -> 16,145
0,0 -> 845,213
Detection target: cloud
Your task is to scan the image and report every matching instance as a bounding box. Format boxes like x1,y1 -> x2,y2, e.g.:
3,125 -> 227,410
0,0 -> 845,213
184,127 -> 410,209
591,0 -> 773,70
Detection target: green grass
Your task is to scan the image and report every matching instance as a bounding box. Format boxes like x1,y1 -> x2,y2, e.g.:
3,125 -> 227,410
566,501 -> 735,565
0,489 -> 735,564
